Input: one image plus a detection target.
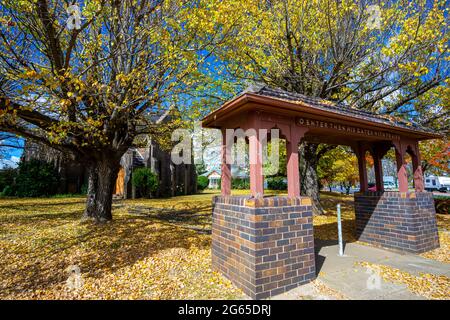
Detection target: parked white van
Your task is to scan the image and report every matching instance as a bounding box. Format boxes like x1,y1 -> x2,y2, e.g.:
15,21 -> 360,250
424,176 -> 450,192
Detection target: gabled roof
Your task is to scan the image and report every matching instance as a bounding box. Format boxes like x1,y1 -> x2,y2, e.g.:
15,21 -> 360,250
201,169 -> 221,177
254,86 -> 436,133
155,105 -> 177,124
132,148 -> 145,167
202,85 -> 441,140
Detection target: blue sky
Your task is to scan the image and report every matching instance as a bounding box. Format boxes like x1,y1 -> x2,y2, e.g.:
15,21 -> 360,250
0,136 -> 24,168
0,1 -> 447,170
0,148 -> 21,168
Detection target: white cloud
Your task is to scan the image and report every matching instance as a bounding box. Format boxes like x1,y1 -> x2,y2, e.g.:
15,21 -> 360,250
0,156 -> 20,169
10,156 -> 19,163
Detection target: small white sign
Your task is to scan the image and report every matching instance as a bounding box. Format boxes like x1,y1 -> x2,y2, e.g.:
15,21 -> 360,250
67,4 -> 82,30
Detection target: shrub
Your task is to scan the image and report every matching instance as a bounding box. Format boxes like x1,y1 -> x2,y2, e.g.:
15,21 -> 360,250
0,167 -> 17,193
132,167 -> 159,198
1,185 -> 14,197
197,176 -> 209,190
434,195 -> 450,214
80,182 -> 88,195
14,160 -> 60,197
434,195 -> 450,199
232,178 -> 249,189
267,176 -> 287,190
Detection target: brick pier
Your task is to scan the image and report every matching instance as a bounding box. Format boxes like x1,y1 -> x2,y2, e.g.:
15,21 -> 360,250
354,192 -> 439,253
212,196 -> 316,299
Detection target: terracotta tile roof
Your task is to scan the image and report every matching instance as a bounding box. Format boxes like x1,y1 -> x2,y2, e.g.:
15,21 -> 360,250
245,85 -> 437,135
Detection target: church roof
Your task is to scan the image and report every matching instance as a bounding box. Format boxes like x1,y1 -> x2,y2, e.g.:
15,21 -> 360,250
132,148 -> 145,167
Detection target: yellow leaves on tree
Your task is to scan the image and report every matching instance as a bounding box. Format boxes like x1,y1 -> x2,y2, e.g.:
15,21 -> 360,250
333,156 -> 359,189
318,146 -> 359,192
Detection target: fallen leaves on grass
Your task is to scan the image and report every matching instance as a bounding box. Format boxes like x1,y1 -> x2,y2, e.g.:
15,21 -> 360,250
0,195 -> 243,299
36,247 -> 244,300
420,231 -> 450,264
419,214 -> 450,264
1,192 -> 447,300
357,262 -> 450,300
435,213 -> 450,231
313,193 -> 356,242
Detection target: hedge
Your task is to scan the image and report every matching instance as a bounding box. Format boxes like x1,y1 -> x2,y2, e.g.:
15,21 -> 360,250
434,195 -> 450,214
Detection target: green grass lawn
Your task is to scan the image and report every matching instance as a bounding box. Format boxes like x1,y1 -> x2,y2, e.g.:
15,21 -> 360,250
0,191 -> 447,299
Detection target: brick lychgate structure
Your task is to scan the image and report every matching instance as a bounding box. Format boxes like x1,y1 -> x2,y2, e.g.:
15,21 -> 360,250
212,196 -> 315,299
202,85 -> 441,299
354,191 -> 439,253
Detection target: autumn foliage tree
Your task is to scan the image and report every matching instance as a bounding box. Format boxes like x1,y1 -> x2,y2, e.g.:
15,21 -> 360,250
317,146 -> 338,192
318,146 -> 360,194
333,155 -> 360,195
420,139 -> 450,175
0,0 -> 238,221
215,0 -> 449,213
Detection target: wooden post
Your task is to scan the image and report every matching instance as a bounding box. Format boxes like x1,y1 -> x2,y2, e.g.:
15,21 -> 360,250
249,113 -> 264,197
357,143 -> 368,192
412,142 -> 425,192
373,150 -> 384,192
395,147 -> 408,193
286,128 -> 306,198
221,129 -> 231,196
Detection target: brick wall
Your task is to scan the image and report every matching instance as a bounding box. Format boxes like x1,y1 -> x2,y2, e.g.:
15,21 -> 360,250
354,191 -> 439,253
212,196 -> 315,299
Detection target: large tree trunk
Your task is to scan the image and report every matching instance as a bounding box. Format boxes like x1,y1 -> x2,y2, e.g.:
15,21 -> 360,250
83,157 -> 121,222
84,164 -> 97,218
299,143 -> 324,215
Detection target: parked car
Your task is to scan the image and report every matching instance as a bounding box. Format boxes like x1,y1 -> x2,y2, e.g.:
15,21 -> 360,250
425,176 -> 450,193
367,181 -> 396,192
383,181 -> 396,190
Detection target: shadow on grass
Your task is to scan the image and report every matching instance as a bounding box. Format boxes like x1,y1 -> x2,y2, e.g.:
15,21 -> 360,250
127,204 -> 212,234
1,192 -> 362,296
0,199 -> 213,297
0,199 -> 86,211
